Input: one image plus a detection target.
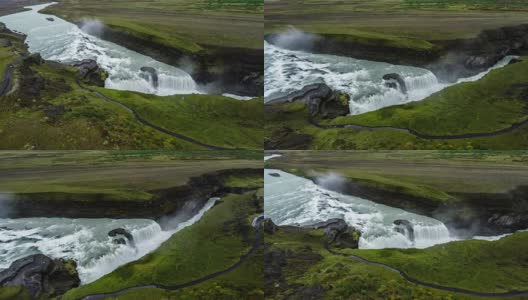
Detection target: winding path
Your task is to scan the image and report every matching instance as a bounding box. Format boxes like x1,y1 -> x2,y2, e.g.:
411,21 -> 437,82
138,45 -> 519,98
310,117 -> 528,140
324,242 -> 528,298
75,78 -> 232,150
80,219 -> 263,300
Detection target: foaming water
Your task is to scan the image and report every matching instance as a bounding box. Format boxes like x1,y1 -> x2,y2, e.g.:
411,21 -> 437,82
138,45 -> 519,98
264,41 -> 514,115
0,3 -> 198,96
265,169 -> 453,249
0,198 -> 218,284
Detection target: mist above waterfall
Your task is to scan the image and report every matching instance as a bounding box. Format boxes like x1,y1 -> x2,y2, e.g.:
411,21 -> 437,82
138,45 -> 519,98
79,18 -> 105,37
268,26 -> 321,51
314,172 -> 348,193
0,193 -> 13,218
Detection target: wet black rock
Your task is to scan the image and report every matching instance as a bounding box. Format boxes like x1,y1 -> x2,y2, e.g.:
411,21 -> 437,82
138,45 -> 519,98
71,59 -> 107,87
140,66 -> 159,89
383,73 -> 408,94
268,173 -> 281,178
108,228 -> 135,245
393,219 -> 415,242
113,238 -> 127,245
487,213 -> 528,232
0,254 -> 80,298
267,83 -> 350,119
46,17 -> 55,22
307,218 -> 361,248
508,58 -> 523,65
264,218 -> 278,234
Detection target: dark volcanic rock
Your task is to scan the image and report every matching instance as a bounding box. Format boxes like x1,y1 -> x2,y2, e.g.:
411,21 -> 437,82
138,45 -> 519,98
108,228 -> 134,243
383,73 -> 408,94
487,213 -> 528,232
393,219 -> 415,242
113,238 -> 127,245
264,218 -> 278,234
46,17 -> 55,22
0,254 -> 80,298
71,59 -> 107,87
268,173 -> 281,178
140,66 -> 159,89
307,218 -> 361,248
268,83 -> 350,119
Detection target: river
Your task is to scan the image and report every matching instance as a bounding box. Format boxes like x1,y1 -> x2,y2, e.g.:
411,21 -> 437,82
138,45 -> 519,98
0,198 -> 217,284
0,3 -> 247,98
264,155 -> 516,249
264,40 -> 513,115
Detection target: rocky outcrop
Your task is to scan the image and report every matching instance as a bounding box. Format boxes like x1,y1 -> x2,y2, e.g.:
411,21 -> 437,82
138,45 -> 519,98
264,218 -> 278,234
393,219 -> 415,242
383,73 -> 408,94
71,59 -> 107,87
6,168 -> 262,220
140,66 -> 159,89
46,17 -> 54,22
267,83 -> 350,119
75,21 -> 262,96
108,228 -> 135,247
0,254 -> 80,298
307,218 -> 361,249
266,24 -> 528,83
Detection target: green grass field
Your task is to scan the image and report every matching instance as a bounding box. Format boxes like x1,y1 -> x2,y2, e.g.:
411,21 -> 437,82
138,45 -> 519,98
265,225 -> 528,299
265,150 -> 528,204
266,0 -> 528,51
43,0 -> 263,53
62,190 -> 263,300
265,58 -> 528,150
0,28 -> 264,150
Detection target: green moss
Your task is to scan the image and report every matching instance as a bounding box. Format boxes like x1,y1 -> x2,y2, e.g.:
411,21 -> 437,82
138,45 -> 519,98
343,232 -> 528,293
265,59 -> 528,150
0,286 -> 31,300
330,58 -> 528,136
224,174 -> 263,189
62,191 -> 262,300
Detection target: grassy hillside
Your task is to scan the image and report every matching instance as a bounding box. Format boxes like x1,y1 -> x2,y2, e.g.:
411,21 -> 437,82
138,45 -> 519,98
0,29 -> 263,150
265,150 -> 528,204
266,0 -> 528,51
43,0 -> 263,53
266,224 -> 528,299
62,190 -> 264,300
0,150 -> 262,202
328,58 -> 528,136
265,59 -> 528,150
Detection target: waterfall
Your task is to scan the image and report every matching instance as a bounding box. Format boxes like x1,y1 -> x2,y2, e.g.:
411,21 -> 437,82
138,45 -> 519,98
412,223 -> 453,248
157,73 -> 198,96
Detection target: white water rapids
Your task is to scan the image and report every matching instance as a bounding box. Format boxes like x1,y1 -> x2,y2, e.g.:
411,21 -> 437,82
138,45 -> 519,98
264,40 -> 514,115
0,3 -> 200,96
264,167 -> 517,249
0,197 -> 218,284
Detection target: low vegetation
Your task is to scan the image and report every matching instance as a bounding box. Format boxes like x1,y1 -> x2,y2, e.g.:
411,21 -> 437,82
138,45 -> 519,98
62,190 -> 263,300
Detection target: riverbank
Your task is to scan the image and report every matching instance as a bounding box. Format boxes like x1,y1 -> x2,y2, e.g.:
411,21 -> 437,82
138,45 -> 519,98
265,220 -> 528,299
0,23 -> 264,150
265,56 -> 528,150
265,1 -> 528,82
60,189 -> 264,300
0,151 -> 263,219
41,0 -> 264,96
265,151 -> 528,235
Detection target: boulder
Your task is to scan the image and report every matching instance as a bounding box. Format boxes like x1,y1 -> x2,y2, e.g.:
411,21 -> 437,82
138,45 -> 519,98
268,173 -> 281,178
112,238 -> 127,245
267,83 -> 350,119
383,73 -> 408,94
307,218 -> 361,248
487,213 -> 528,232
46,17 -> 55,22
0,254 -> 80,298
264,218 -> 278,234
71,59 -> 107,87
108,228 -> 135,247
140,66 -> 159,89
393,219 -> 415,242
